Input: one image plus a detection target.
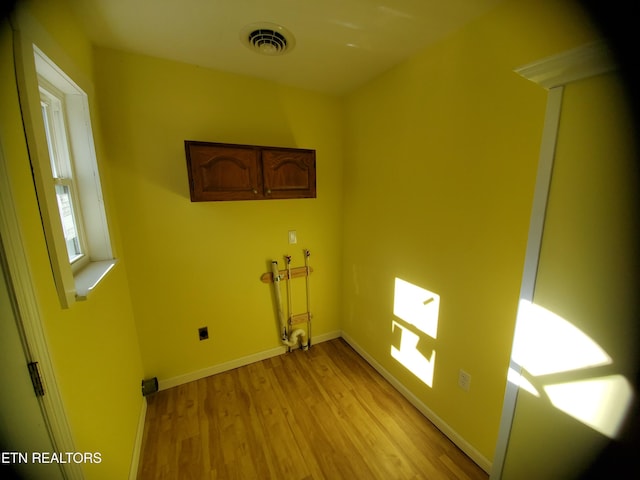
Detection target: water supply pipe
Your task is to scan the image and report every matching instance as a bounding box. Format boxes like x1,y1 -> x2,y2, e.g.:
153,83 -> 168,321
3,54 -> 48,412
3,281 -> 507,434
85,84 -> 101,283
272,260 -> 308,350
304,249 -> 312,348
271,260 -> 288,343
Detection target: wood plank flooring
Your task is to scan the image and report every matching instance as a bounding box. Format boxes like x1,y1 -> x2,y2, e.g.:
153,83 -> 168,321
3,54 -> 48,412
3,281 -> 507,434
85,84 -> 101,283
137,338 -> 489,479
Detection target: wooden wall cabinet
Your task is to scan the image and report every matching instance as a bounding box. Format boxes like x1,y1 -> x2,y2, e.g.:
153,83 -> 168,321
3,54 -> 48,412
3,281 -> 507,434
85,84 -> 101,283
185,141 -> 316,202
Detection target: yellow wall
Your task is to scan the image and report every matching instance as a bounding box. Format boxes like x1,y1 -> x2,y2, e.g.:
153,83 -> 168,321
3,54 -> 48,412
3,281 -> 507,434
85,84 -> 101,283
341,0 -> 600,461
1,1 -> 144,478
2,0 -> 627,476
92,48 -> 344,380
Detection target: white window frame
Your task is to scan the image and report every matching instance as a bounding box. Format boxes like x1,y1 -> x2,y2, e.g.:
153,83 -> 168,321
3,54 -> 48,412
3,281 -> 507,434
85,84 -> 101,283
39,78 -> 89,271
17,43 -> 116,308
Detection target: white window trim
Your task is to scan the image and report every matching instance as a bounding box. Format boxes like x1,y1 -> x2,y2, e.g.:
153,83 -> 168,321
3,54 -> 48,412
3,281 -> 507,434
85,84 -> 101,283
39,80 -> 90,271
14,38 -> 116,307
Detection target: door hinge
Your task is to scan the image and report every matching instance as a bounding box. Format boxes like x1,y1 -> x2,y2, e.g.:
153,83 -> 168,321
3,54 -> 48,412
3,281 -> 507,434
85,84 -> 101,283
27,361 -> 45,397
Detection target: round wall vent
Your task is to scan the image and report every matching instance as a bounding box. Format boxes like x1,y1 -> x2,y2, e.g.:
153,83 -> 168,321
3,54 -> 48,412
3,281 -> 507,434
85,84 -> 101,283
240,22 -> 295,56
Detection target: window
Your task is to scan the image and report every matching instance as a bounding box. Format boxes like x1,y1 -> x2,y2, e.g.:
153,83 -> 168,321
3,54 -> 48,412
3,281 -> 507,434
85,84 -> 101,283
39,81 -> 87,268
26,45 -> 116,307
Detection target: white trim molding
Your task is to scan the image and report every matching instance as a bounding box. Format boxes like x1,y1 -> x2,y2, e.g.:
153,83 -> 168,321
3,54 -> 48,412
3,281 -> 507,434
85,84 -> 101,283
491,40 -> 618,479
515,40 -> 617,90
128,399 -> 147,480
490,86 -> 564,479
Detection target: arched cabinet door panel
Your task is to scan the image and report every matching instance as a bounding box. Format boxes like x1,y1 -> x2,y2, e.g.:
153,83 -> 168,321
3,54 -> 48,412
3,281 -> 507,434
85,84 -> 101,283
185,142 -> 261,201
262,148 -> 316,199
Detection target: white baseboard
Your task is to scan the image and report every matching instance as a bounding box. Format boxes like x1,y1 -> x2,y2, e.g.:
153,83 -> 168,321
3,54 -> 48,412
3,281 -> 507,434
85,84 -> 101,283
158,330 -> 341,391
129,397 -> 147,480
340,331 -> 492,474
308,329 -> 342,345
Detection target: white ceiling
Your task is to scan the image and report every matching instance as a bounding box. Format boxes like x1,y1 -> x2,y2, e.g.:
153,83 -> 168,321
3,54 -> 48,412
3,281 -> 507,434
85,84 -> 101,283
66,0 -> 505,95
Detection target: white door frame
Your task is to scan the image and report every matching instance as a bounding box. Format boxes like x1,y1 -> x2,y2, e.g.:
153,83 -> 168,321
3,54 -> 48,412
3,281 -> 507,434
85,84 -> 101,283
490,40 -> 617,479
0,140 -> 83,479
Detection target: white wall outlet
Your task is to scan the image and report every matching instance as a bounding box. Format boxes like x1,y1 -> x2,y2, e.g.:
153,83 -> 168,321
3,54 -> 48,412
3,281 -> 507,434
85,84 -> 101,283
288,230 -> 297,244
458,369 -> 471,391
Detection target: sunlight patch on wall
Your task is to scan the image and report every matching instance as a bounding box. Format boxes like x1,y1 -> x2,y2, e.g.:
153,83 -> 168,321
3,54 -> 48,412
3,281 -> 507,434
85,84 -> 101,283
391,278 -> 440,388
512,301 -> 611,376
391,321 -> 436,387
509,299 -> 634,438
393,277 -> 439,338
545,375 -> 633,438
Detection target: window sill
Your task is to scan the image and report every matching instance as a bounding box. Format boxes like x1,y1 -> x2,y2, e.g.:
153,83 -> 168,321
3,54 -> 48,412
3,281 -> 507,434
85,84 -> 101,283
74,259 -> 117,301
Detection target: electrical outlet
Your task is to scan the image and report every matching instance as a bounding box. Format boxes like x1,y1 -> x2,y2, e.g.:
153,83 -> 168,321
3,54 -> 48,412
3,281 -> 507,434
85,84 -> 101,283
458,369 -> 471,391
198,326 -> 209,341
288,230 -> 297,244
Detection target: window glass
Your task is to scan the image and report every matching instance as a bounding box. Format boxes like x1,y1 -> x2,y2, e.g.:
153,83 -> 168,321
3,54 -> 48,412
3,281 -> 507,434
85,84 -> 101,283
54,183 -> 82,262
39,85 -> 86,265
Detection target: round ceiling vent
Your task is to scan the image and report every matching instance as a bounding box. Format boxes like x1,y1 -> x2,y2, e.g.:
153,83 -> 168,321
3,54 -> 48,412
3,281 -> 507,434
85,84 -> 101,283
240,22 -> 295,56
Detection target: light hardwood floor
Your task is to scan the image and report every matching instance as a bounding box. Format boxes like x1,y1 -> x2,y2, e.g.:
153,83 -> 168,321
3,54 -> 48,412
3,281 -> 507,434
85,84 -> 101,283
137,338 -> 489,479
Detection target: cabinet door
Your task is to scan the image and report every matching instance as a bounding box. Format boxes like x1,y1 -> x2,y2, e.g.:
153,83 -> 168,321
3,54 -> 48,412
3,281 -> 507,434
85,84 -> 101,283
262,148 -> 316,199
185,142 -> 262,201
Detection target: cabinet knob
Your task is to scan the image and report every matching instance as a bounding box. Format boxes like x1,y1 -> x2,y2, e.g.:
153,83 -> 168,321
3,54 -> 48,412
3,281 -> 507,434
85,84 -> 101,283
266,189 -> 271,195
252,189 -> 258,194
